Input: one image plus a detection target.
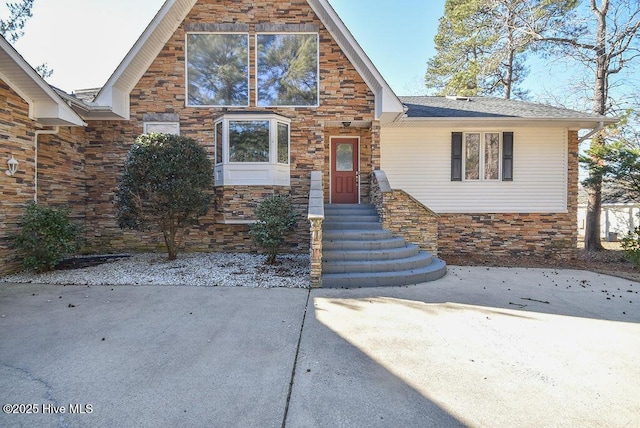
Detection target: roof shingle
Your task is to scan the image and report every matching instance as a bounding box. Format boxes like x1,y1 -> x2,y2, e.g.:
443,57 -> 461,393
400,96 -> 610,121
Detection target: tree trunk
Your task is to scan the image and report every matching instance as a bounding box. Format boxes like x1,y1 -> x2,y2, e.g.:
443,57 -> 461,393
584,179 -> 604,251
504,7 -> 515,99
584,0 -> 609,251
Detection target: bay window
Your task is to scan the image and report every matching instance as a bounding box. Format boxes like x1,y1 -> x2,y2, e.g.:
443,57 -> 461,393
214,114 -> 291,186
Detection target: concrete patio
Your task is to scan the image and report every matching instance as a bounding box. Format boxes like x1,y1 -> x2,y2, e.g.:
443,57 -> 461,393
1,266 -> 638,427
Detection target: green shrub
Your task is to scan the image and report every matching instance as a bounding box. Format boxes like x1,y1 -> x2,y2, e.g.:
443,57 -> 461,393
249,195 -> 296,264
621,227 -> 640,266
12,202 -> 81,272
115,133 -> 213,260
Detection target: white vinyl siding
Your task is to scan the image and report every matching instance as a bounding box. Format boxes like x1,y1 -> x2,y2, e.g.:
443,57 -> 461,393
380,127 -> 568,213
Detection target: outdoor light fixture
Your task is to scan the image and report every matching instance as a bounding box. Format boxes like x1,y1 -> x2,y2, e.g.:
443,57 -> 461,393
342,121 -> 352,128
6,156 -> 18,176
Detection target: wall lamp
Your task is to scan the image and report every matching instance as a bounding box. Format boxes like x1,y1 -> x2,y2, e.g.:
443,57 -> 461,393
342,121 -> 352,128
6,155 -> 18,176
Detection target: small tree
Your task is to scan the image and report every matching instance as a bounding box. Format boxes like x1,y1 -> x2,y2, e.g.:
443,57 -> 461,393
249,195 -> 296,264
115,133 -> 213,260
621,227 -> 640,266
12,202 -> 81,272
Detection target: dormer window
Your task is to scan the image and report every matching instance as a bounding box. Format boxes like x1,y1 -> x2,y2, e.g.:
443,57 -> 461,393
214,113 -> 291,186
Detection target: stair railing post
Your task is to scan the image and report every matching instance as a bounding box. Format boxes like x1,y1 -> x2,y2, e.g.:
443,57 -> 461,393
308,171 -> 324,288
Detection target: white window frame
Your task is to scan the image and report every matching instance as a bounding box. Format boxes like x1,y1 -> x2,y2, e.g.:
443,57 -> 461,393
255,32 -> 320,108
463,131 -> 502,181
143,122 -> 180,135
214,113 -> 291,186
185,32 -> 250,108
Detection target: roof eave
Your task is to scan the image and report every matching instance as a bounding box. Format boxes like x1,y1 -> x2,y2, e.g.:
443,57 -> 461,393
93,0 -> 197,119
387,116 -> 618,129
0,36 -> 86,127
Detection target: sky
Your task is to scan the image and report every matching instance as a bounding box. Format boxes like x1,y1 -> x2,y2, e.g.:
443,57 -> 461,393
8,0 -> 445,95
6,0 -> 637,111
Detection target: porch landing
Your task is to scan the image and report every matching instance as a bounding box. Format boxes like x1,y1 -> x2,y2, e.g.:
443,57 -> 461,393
322,204 -> 446,288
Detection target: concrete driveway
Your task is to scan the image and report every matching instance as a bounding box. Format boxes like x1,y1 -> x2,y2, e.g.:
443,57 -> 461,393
1,266 -> 639,427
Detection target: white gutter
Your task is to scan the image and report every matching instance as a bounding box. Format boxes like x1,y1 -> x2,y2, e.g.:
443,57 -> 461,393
578,121 -> 605,143
33,126 -> 59,203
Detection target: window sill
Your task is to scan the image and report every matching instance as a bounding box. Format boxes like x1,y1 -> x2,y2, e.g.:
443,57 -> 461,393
214,163 -> 290,186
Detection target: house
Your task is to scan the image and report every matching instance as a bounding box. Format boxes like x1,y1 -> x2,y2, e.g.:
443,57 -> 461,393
0,0 -> 616,286
577,186 -> 639,241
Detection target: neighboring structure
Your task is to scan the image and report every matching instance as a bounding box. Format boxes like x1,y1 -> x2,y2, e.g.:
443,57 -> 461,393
577,203 -> 640,241
0,0 -> 616,281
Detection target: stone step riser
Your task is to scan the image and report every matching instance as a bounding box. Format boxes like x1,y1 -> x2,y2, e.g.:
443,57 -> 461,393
322,238 -> 408,251
322,259 -> 448,288
323,230 -> 393,241
322,253 -> 433,274
323,222 -> 382,231
323,216 -> 380,223
323,245 -> 420,262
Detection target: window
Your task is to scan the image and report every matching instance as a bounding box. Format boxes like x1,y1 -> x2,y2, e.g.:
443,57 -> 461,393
215,121 -> 223,164
451,132 -> 513,181
256,33 -> 319,107
229,121 -> 270,163
144,122 -> 180,135
186,33 -> 249,106
277,122 -> 289,164
214,114 -> 291,186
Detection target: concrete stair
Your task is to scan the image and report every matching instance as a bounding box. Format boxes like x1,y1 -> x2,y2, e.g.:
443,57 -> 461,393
322,204 -> 446,288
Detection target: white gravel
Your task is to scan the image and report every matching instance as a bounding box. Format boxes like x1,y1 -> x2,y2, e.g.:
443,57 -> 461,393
0,252 -> 310,288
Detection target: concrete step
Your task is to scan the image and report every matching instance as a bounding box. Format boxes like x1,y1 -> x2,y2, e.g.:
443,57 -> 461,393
324,204 -> 378,217
323,229 -> 393,241
321,203 -> 446,288
323,215 -> 380,223
323,237 -> 408,251
323,221 -> 382,231
323,252 -> 433,274
322,258 -> 447,288
323,244 -> 420,262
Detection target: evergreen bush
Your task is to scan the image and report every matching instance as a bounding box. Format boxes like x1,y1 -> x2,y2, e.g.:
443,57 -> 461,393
115,133 -> 213,260
621,227 -> 640,267
12,202 -> 81,272
250,195 -> 296,264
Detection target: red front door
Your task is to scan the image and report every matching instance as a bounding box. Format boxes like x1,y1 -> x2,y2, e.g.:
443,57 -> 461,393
331,138 -> 359,204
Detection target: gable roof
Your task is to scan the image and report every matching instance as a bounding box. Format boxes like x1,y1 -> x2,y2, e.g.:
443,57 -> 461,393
0,36 -> 85,126
397,96 -> 617,129
92,0 -> 404,123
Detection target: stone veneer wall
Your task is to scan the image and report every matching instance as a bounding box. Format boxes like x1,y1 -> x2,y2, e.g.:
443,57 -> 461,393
437,130 -> 579,260
0,79 -> 36,274
0,80 -> 87,274
371,171 -> 439,255
82,0 -> 376,254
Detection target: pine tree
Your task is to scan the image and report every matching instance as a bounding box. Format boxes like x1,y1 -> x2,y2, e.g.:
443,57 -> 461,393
0,0 -> 52,78
0,0 -> 33,43
426,0 -> 576,99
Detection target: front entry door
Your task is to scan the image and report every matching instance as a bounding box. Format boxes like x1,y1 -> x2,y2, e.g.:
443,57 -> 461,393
331,138 -> 359,204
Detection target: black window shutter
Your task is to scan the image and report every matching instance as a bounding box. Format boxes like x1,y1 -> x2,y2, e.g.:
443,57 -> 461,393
451,132 -> 462,181
502,132 -> 514,181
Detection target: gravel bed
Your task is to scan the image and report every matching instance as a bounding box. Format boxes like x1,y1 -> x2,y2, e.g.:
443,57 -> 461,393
0,253 -> 310,288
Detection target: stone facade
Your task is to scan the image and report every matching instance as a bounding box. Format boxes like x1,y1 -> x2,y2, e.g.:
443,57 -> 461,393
0,79 -> 37,274
0,80 -> 86,275
371,171 -> 439,255
437,130 -> 580,260
81,0 -> 376,255
0,0 -> 588,276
